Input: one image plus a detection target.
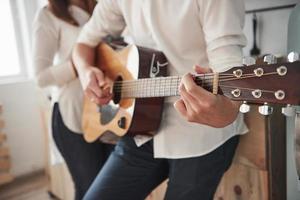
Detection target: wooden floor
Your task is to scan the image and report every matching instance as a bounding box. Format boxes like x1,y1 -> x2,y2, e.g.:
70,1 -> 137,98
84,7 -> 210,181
0,171 -> 55,200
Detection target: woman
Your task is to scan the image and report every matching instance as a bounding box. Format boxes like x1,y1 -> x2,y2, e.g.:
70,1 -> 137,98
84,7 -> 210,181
32,1 -> 113,199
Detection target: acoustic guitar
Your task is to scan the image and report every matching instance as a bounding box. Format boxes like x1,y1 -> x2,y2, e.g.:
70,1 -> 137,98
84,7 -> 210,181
82,43 -> 300,143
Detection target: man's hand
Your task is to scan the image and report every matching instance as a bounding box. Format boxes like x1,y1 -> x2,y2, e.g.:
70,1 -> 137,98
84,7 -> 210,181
80,66 -> 112,105
72,43 -> 112,105
174,65 -> 240,128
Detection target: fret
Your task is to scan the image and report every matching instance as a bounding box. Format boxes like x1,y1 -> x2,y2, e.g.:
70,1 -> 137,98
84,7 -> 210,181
145,78 -> 150,97
151,79 -> 154,97
167,77 -> 171,96
153,78 -> 159,96
120,76 -> 184,99
134,79 -> 137,97
158,78 -> 161,96
158,77 -> 162,97
137,79 -> 140,98
176,76 -> 180,96
162,77 -> 167,97
155,78 -> 159,97
154,78 -> 158,97
141,78 -> 145,98
158,78 -> 163,97
149,79 -> 153,97
169,77 -> 174,96
140,78 -> 145,98
167,77 -> 172,96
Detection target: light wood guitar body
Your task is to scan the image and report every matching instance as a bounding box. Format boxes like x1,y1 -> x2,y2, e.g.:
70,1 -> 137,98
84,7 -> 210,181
82,43 -> 167,143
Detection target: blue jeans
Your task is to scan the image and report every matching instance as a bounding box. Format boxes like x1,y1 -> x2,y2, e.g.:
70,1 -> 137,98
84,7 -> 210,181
52,103 -> 114,200
84,135 -> 239,200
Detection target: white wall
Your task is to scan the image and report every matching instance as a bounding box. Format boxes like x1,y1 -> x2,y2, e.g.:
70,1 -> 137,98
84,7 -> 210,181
0,81 -> 46,177
0,0 -> 46,177
244,0 -> 299,56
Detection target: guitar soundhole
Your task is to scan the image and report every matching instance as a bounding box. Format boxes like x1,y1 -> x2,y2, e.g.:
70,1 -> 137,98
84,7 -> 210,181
113,76 -> 123,104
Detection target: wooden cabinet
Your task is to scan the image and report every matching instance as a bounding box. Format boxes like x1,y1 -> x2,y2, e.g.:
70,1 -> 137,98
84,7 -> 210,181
214,106 -> 286,200
215,107 -> 287,200
147,106 -> 287,200
0,103 -> 14,186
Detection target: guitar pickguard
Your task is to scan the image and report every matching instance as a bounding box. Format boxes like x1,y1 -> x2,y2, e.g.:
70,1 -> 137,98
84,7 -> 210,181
99,104 -> 119,125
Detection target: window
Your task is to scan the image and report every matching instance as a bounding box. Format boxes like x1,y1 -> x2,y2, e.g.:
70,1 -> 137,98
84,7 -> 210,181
0,0 -> 35,83
0,0 -> 21,77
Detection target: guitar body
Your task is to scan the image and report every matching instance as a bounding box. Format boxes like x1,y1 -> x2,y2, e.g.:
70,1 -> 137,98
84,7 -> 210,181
82,43 -> 168,143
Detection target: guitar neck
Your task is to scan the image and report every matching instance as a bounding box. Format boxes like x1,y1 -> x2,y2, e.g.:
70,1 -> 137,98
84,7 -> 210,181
113,75 -> 214,99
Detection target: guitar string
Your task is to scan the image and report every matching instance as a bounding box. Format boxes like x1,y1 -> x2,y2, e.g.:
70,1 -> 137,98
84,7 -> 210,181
114,78 -> 238,91
112,72 -> 277,90
112,72 -> 278,93
116,83 -> 273,97
119,80 -> 278,98
113,73 -> 235,83
120,83 -> 278,98
113,74 -> 233,87
112,76 -> 226,90
120,85 -> 278,98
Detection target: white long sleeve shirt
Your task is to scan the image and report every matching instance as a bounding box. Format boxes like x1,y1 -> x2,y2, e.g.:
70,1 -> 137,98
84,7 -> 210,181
33,6 -> 90,133
78,0 -> 249,158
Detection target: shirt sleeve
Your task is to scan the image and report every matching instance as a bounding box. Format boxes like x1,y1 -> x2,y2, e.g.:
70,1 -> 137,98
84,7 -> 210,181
77,0 -> 126,47
198,0 -> 247,72
32,8 -> 76,88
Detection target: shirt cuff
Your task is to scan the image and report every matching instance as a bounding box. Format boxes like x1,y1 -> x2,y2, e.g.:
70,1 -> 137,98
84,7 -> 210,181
77,24 -> 102,47
208,45 -> 244,72
50,60 -> 77,86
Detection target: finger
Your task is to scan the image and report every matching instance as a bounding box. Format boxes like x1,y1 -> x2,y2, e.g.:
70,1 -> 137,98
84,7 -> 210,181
85,89 -> 112,105
104,76 -> 114,88
102,86 -> 112,97
174,99 -> 187,117
179,84 -> 200,112
85,89 -> 101,104
193,65 -> 213,74
88,73 -> 103,97
181,73 -> 214,102
179,85 -> 198,118
93,69 -> 106,87
98,95 -> 112,105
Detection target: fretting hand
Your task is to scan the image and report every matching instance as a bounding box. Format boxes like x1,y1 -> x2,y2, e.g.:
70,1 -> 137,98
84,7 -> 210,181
174,65 -> 240,128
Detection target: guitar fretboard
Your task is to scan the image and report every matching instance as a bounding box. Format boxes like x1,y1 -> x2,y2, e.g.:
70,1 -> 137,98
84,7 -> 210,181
113,76 -> 211,99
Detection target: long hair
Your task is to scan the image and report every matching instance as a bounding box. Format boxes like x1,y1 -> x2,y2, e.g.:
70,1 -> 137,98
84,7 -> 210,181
48,0 -> 96,26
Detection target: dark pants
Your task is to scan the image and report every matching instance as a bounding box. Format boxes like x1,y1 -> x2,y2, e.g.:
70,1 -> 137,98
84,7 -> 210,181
52,103 -> 114,200
84,135 -> 239,200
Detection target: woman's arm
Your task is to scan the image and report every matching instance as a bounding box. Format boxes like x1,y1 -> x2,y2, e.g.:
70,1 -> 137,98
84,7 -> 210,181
32,9 -> 77,88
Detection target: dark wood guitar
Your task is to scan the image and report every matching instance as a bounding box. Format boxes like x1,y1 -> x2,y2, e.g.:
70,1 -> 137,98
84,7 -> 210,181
81,43 -> 300,143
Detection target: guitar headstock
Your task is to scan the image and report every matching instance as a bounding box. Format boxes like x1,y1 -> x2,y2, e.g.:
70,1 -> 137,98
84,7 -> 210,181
219,53 -> 300,116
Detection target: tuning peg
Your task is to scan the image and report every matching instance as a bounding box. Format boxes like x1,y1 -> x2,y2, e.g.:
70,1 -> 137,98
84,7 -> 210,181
287,52 -> 300,63
258,103 -> 273,116
239,101 -> 250,113
263,54 -> 277,64
242,57 -> 256,66
282,104 -> 296,117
